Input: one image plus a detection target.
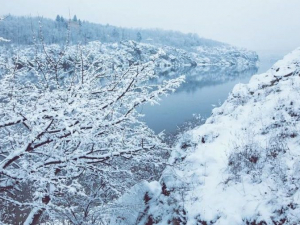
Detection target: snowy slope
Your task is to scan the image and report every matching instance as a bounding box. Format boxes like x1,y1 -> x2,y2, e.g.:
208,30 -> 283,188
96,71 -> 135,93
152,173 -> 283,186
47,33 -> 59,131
0,40 -> 258,77
105,41 -> 259,71
111,48 -> 300,224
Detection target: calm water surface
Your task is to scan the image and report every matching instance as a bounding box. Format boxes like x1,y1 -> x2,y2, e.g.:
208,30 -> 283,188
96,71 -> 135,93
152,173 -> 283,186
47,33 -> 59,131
141,55 -> 278,134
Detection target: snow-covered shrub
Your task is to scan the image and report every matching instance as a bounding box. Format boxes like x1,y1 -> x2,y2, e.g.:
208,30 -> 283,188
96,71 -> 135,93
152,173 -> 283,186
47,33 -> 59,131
0,42 -> 184,224
227,134 -> 291,186
227,143 -> 264,183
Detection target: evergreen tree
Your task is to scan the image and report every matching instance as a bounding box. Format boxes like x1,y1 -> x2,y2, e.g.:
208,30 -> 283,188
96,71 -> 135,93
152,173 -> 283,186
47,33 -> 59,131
111,28 -> 120,41
72,15 -> 78,22
136,31 -> 142,42
55,15 -> 61,22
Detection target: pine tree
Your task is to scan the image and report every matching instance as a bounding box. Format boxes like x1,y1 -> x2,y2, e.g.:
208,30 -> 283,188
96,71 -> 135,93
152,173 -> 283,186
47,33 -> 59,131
72,15 -> 78,22
111,28 -> 120,41
136,31 -> 142,42
55,15 -> 61,22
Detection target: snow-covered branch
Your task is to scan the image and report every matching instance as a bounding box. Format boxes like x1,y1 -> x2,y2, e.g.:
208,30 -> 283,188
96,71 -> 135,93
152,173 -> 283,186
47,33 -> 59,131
0,42 -> 184,224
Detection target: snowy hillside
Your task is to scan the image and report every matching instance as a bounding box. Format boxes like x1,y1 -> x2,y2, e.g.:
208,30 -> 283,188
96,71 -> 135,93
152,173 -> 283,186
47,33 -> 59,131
0,40 -> 258,78
111,48 -> 300,224
98,41 -> 258,71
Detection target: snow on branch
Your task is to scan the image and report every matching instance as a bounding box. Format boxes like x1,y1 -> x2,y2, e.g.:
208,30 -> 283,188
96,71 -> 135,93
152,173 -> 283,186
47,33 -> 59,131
0,41 -> 184,224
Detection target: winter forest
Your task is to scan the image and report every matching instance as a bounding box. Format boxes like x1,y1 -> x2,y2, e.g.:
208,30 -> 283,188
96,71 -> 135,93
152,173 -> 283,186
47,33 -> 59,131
0,15 -> 222,48
1,1 -> 300,224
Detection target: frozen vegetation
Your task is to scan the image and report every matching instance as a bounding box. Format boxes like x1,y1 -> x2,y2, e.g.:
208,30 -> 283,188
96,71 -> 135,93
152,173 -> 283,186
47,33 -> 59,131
0,37 -> 188,223
112,48 -> 300,224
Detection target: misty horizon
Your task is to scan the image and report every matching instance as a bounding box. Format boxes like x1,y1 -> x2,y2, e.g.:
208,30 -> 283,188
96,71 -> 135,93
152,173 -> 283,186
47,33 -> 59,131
1,0 -> 300,56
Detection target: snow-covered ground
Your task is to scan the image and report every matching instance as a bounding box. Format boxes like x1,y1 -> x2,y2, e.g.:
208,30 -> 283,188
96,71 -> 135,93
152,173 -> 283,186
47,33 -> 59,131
111,48 -> 300,224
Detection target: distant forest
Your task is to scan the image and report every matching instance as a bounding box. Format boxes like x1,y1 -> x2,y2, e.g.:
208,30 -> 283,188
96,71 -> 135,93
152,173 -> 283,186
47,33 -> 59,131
0,15 -> 225,49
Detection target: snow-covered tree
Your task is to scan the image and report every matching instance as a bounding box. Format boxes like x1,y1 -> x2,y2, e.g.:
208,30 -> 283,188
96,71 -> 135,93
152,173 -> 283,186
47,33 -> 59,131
0,15 -> 225,48
73,15 -> 78,22
0,41 -> 184,224
0,17 -> 9,42
136,32 -> 142,42
55,15 -> 61,23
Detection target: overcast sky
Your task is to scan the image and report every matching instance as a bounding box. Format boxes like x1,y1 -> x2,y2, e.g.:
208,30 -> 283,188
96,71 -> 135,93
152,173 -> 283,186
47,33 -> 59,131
1,0 -> 300,55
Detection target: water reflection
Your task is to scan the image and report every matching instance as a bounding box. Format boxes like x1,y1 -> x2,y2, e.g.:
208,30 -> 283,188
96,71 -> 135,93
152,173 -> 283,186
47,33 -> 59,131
140,65 -> 258,134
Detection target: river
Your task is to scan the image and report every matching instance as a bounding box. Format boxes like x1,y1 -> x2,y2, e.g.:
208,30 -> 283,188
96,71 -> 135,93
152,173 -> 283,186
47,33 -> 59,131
140,54 -> 280,136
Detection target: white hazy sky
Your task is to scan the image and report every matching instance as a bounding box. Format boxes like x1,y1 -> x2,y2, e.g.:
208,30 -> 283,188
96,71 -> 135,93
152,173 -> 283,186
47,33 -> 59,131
1,0 -> 300,55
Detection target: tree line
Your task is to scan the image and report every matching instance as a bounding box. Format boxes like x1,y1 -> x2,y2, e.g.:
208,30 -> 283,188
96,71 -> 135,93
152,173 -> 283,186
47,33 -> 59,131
0,15 -> 224,48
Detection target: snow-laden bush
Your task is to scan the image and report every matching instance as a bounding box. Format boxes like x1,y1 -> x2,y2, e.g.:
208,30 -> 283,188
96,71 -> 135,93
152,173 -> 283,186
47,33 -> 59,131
227,135 -> 289,184
227,142 -> 264,183
0,42 -> 184,224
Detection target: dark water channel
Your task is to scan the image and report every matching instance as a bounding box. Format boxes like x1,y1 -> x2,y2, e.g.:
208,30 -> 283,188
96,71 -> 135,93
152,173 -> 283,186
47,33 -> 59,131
140,55 -> 278,135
